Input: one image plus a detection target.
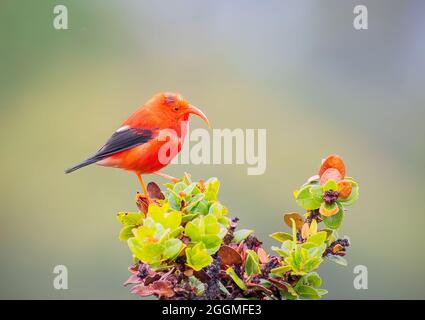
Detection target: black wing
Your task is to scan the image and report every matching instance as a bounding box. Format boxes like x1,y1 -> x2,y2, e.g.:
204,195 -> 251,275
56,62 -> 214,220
64,127 -> 156,174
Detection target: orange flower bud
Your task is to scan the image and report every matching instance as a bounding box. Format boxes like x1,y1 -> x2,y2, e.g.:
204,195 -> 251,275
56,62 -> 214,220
319,154 -> 346,177
337,180 -> 352,199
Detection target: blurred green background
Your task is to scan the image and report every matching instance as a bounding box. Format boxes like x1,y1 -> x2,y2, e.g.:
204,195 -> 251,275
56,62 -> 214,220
1,0 -> 424,299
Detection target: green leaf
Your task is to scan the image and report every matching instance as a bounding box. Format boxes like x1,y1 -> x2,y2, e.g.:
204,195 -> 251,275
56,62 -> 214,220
173,181 -> 188,194
218,281 -> 231,296
328,231 -> 337,243
278,282 -> 298,298
194,200 -> 209,215
204,214 -> 220,235
270,265 -> 292,275
305,272 -> 322,288
295,185 -> 323,210
296,285 -> 321,300
285,245 -> 323,275
185,193 -> 205,212
303,257 -> 322,273
338,178 -> 359,206
232,229 -> 254,243
218,226 -> 228,239
119,225 -> 134,241
116,212 -> 143,226
300,242 -> 316,250
165,211 -> 182,231
209,202 -> 226,217
294,185 -> 311,208
310,184 -> 324,198
317,289 -> 328,296
185,243 -> 213,271
281,290 -> 298,300
182,213 -> 198,223
270,232 -> 293,243
205,178 -> 220,201
325,254 -> 348,266
166,190 -> 181,210
322,228 -> 334,240
147,204 -> 167,221
245,250 -> 261,276
188,276 -> 205,296
132,222 -> 156,241
183,183 -> 199,197
285,252 -> 303,275
184,219 -> 203,242
184,214 -> 222,250
323,179 -> 337,192
217,216 -> 230,228
164,182 -> 174,190
201,234 -> 222,254
306,231 -> 327,246
272,247 -> 290,258
163,238 -> 183,260
226,267 -> 247,290
169,226 -> 183,239
306,243 -> 327,258
127,238 -> 163,264
148,204 -> 182,231
278,240 -> 293,257
321,205 -> 344,230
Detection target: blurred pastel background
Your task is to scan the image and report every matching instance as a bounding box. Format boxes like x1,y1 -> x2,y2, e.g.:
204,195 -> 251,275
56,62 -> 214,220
0,0 -> 424,299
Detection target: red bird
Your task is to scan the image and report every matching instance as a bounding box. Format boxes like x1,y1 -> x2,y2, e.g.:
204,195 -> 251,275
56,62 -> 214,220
65,92 -> 209,197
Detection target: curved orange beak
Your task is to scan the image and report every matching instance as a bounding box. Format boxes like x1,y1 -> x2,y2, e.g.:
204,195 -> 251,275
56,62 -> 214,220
187,104 -> 210,128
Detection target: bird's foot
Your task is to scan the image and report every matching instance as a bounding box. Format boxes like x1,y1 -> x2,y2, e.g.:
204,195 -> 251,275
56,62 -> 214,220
153,171 -> 180,183
135,181 -> 165,214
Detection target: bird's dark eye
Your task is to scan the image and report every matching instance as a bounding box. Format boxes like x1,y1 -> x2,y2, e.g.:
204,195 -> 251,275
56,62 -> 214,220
173,107 -> 179,112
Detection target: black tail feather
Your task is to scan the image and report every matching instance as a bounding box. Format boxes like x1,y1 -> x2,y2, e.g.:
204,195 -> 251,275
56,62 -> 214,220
64,158 -> 98,174
64,127 -> 155,174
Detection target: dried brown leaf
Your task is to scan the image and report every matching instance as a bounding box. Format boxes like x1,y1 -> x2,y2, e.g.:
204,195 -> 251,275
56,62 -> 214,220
247,282 -> 273,295
218,245 -> 243,266
147,182 -> 165,200
124,274 -> 141,286
135,192 -> 149,214
131,280 -> 174,298
283,212 -> 304,230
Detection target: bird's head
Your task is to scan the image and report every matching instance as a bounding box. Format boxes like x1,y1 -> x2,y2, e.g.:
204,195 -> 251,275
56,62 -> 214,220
150,92 -> 210,128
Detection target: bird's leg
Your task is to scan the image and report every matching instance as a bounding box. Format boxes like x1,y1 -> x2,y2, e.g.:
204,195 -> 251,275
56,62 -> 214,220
135,172 -> 149,198
153,171 -> 180,183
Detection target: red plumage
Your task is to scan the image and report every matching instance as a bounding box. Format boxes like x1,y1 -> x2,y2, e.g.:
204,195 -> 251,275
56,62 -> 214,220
65,92 -> 209,197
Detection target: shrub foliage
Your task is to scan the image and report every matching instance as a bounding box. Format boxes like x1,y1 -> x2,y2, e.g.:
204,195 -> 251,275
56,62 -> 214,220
117,154 -> 359,299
